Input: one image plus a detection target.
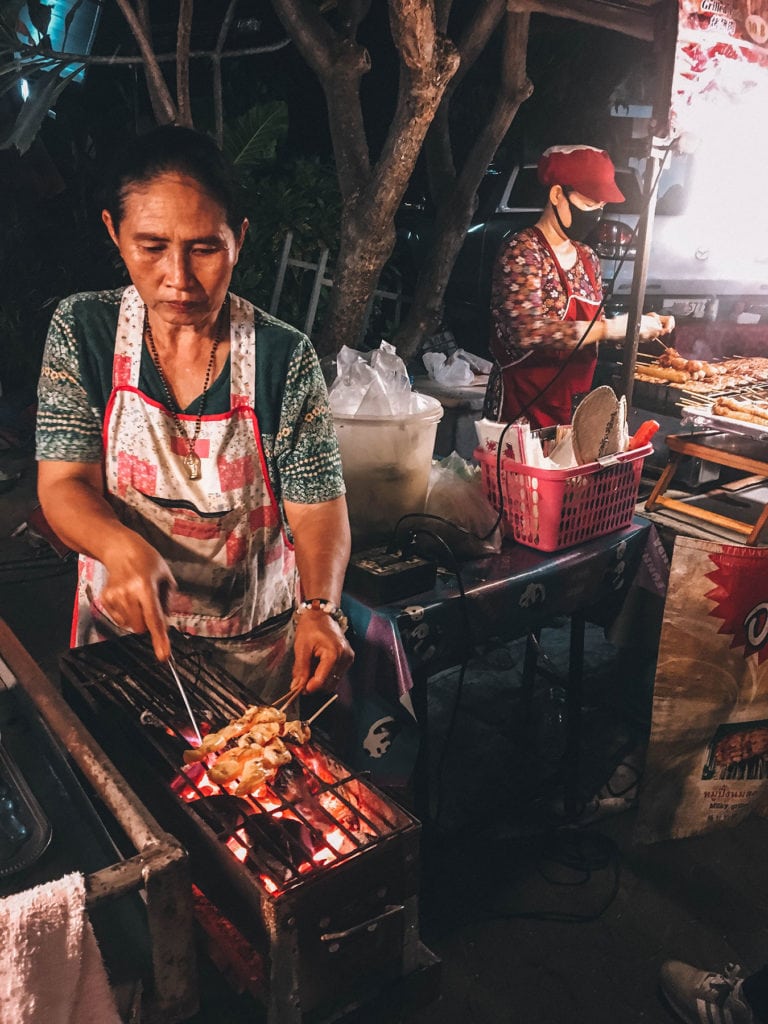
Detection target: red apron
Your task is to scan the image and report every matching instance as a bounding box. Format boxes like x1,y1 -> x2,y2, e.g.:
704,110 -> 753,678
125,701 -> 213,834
498,228 -> 602,429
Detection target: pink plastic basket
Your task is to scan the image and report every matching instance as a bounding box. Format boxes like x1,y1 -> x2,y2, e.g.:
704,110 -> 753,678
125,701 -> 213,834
475,443 -> 652,553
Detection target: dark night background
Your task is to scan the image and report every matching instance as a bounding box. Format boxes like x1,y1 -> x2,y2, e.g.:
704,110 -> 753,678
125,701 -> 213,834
0,4 -> 657,396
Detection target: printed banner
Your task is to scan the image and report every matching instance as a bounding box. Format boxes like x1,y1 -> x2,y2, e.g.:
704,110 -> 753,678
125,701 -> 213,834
671,0 -> 768,137
635,535 -> 768,843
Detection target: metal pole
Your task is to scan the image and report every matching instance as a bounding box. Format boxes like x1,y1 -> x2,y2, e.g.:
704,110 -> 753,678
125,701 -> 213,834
620,143 -> 662,407
269,230 -> 294,317
304,246 -> 330,337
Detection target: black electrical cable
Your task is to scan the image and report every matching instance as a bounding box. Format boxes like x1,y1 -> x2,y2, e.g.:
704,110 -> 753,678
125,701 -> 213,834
467,829 -> 622,925
389,510 -> 495,558
386,524 -> 623,923
389,520 -> 478,828
482,144 -> 675,539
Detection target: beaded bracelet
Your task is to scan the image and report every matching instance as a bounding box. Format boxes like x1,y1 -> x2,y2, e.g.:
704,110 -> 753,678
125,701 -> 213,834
293,597 -> 349,634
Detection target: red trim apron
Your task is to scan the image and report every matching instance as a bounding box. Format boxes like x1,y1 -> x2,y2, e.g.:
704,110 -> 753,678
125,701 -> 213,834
497,228 -> 602,429
72,286 -> 298,689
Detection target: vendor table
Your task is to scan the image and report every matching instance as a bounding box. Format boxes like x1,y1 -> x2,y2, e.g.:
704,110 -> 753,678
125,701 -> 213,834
645,432 -> 768,544
340,517 -> 667,821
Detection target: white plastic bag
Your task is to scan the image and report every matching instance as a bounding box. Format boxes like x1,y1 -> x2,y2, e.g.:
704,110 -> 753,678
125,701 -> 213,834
329,341 -> 411,416
422,452 -> 502,559
422,351 -> 474,387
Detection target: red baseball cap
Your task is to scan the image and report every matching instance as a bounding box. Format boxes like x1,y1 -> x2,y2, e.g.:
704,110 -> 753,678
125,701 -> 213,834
538,145 -> 625,204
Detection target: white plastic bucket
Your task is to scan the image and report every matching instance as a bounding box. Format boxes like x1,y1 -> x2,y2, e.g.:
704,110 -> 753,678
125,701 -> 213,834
333,393 -> 444,548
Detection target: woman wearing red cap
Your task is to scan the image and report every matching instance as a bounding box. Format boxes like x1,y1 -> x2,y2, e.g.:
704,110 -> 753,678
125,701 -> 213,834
484,144 -> 674,428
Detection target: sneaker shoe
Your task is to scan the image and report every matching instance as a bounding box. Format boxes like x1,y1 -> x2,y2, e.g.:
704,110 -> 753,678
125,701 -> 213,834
660,961 -> 755,1024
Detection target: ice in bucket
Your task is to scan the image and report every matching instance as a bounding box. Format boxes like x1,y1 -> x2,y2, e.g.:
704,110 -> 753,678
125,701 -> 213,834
330,343 -> 444,546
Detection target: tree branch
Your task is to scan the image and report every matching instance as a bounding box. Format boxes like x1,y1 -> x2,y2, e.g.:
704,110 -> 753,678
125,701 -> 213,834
452,0 -> 507,92
372,3 -> 459,209
315,0 -> 460,354
373,0 -> 459,203
213,0 -> 240,146
114,0 -> 177,123
136,0 -> 153,41
395,11 -> 533,358
424,0 -> 506,205
458,11 -> 531,198
272,0 -> 372,199
176,0 -> 194,126
434,0 -> 452,33
338,0 -> 372,39
270,0 -> 343,78
8,40 -> 292,68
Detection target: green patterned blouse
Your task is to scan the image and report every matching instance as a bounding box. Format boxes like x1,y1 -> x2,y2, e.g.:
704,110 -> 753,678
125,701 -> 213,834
36,289 -> 345,506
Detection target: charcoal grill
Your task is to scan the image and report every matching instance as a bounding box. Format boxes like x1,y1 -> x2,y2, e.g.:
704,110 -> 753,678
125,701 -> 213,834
59,632 -> 438,1024
631,354 -> 768,420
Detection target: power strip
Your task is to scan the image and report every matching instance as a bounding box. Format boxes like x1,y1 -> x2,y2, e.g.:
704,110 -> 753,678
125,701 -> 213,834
344,546 -> 437,604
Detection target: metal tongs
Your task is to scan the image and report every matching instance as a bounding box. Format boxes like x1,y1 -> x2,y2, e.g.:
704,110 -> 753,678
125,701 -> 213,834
166,654 -> 203,746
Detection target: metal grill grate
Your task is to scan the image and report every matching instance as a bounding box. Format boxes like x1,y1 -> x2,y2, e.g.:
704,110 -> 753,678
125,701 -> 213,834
59,634 -> 415,897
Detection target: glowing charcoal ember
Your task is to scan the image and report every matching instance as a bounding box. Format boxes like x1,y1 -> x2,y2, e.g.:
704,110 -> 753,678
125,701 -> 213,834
226,828 -> 249,863
170,762 -> 219,800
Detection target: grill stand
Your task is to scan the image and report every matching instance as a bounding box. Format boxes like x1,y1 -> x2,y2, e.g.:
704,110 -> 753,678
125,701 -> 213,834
0,618 -> 198,1023
645,432 -> 768,543
57,633 -> 440,1023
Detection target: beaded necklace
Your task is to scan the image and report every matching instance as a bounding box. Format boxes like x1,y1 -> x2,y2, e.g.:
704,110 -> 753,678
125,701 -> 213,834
143,299 -> 228,480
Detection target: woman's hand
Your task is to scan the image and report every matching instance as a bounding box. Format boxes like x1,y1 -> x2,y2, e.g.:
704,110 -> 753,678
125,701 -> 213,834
283,495 -> 354,694
37,460 -> 176,659
291,611 -> 354,694
99,533 -> 177,661
638,312 -> 675,339
604,312 -> 676,344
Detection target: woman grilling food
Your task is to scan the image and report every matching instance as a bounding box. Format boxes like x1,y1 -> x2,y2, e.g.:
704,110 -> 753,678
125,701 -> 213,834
36,125 -> 353,701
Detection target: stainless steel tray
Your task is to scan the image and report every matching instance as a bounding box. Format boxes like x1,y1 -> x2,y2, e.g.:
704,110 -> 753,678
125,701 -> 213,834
681,405 -> 768,443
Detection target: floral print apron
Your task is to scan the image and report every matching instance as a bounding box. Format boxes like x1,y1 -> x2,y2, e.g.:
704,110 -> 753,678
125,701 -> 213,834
72,285 -> 298,698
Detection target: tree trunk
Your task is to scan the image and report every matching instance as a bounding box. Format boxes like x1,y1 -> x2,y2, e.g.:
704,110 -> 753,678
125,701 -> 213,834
273,0 -> 460,356
394,12 -> 532,360
316,3 -> 459,355
315,206 -> 397,357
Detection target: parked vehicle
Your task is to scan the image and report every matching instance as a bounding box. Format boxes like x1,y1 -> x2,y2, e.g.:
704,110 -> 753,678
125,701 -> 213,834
394,152 -> 768,355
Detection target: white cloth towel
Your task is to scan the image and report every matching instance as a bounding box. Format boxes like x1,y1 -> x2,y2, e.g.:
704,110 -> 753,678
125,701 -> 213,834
0,871 -> 121,1024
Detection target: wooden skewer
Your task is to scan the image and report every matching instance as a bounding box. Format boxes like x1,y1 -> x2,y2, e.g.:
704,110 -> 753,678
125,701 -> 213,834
305,693 -> 339,726
272,684 -> 303,711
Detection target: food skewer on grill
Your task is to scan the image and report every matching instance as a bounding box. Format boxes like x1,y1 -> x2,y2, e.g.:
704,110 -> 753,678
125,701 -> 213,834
181,695 -> 338,798
712,396 -> 768,425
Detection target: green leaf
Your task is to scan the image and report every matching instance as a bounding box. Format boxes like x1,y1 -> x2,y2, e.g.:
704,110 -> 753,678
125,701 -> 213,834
223,101 -> 288,169
0,62 -> 82,153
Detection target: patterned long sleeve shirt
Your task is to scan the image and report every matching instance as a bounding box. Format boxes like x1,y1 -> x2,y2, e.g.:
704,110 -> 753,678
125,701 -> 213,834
489,227 -> 604,365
